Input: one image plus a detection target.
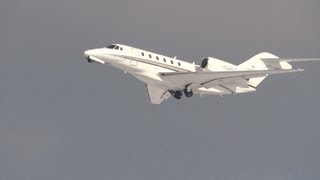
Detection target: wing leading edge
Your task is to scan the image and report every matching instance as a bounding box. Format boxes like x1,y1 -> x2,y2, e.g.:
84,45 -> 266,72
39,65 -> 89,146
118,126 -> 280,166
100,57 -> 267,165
160,69 -> 303,88
261,58 -> 320,62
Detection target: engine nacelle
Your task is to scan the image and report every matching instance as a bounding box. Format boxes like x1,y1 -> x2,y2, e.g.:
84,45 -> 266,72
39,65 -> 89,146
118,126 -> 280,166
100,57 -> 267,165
200,57 -> 237,71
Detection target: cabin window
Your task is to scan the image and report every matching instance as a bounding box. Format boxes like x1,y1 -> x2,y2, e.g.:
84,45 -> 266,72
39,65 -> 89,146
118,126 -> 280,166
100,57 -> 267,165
156,56 -> 159,60
149,54 -> 152,58
171,60 -> 174,64
178,62 -> 181,66
120,47 -> 123,51
163,58 -> 166,62
141,52 -> 144,56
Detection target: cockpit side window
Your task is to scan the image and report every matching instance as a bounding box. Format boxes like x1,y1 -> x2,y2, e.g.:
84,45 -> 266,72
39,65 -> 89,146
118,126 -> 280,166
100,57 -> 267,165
115,46 -> 119,50
107,45 -> 116,49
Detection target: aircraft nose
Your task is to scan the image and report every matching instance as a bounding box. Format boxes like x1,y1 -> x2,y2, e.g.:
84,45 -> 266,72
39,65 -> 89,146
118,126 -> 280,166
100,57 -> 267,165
84,49 -> 105,63
84,48 -> 102,57
84,49 -> 94,57
84,49 -> 99,63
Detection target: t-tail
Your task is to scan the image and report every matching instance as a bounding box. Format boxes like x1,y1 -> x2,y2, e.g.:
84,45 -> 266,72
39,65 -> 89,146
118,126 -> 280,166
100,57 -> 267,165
237,52 -> 319,88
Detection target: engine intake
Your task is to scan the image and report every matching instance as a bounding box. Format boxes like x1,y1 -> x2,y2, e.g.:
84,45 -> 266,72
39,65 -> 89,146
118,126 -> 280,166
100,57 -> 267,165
200,57 -> 210,69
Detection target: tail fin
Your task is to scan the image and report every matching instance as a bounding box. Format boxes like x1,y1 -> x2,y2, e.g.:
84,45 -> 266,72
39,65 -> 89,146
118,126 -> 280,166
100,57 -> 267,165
238,52 -> 293,87
238,52 -> 294,70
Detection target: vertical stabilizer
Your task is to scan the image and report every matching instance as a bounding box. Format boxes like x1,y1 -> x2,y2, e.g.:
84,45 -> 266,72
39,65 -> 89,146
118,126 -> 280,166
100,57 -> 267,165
238,52 -> 292,87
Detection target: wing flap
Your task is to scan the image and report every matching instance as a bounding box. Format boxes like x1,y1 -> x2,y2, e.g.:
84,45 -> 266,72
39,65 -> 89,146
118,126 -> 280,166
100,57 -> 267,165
202,77 -> 249,89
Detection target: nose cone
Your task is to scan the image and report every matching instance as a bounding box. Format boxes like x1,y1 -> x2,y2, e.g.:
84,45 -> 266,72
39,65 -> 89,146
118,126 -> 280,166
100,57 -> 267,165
84,49 -> 94,57
84,48 -> 106,64
84,48 -> 103,58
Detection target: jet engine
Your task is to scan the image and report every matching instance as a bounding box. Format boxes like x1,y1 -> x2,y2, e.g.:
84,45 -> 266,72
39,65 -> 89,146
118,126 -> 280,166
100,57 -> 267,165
200,57 -> 237,71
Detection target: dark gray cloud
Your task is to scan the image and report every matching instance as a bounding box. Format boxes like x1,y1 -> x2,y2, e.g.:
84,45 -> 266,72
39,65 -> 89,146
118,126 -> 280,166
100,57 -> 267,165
1,0 -> 320,180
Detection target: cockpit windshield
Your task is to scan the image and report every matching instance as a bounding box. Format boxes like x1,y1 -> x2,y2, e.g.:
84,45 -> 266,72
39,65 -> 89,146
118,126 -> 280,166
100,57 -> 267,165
106,44 -> 116,49
106,44 -> 123,51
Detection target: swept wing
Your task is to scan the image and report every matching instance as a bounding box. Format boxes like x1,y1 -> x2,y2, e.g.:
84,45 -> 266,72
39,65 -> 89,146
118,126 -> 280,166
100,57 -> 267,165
160,69 -> 302,89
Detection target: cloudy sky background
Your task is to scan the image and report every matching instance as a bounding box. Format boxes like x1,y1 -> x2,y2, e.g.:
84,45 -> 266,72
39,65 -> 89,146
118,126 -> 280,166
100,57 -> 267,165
1,0 -> 320,179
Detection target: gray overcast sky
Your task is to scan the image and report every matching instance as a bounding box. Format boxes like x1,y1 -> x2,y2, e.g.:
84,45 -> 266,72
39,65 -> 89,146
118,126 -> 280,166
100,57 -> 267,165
1,0 -> 320,180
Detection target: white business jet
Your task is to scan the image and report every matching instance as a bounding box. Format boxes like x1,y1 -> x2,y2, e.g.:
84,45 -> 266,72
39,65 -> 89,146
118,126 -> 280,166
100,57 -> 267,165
84,44 -> 319,104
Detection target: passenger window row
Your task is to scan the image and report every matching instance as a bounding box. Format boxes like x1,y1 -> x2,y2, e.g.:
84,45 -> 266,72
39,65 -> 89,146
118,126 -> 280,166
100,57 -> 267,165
141,51 -> 181,66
